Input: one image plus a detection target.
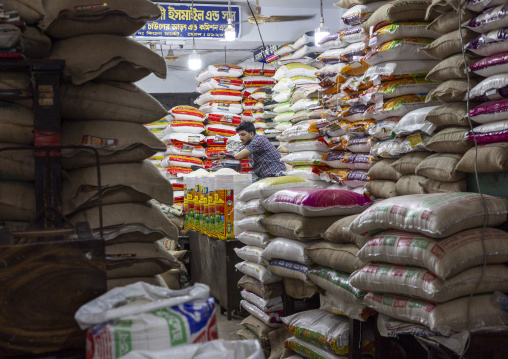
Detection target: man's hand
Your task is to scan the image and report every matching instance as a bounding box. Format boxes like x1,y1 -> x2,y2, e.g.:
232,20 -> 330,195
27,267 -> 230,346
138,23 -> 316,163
218,151 -> 227,160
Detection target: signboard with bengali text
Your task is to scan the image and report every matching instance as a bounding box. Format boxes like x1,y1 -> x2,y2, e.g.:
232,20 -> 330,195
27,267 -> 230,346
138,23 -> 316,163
135,2 -> 241,40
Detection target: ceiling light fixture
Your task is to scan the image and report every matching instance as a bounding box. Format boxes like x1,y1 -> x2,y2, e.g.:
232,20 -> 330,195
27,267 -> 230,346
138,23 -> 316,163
314,0 -> 330,46
224,0 -> 236,41
188,0 -> 202,70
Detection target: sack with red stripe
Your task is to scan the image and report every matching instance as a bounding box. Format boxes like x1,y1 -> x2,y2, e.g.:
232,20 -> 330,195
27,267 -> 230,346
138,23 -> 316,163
166,166 -> 194,176
242,111 -> 256,122
195,89 -> 243,106
166,144 -> 206,158
161,155 -> 204,168
173,190 -> 185,203
204,159 -> 215,169
205,135 -> 229,146
206,124 -> 237,137
196,64 -> 244,82
243,87 -> 260,99
199,101 -> 243,114
241,159 -> 251,168
167,120 -> 205,134
205,146 -> 227,159
242,76 -> 277,88
171,182 -> 185,191
242,62 -> 277,77
206,112 -> 242,126
163,132 -> 205,146
169,105 -> 206,122
243,99 -> 258,110
197,77 -> 244,94
251,86 -> 274,100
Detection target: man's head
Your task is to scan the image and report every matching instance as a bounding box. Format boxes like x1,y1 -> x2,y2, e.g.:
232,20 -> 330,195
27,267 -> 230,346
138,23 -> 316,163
236,121 -> 256,145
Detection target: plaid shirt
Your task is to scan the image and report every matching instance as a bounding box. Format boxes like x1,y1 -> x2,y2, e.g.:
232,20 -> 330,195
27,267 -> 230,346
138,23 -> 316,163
244,134 -> 286,178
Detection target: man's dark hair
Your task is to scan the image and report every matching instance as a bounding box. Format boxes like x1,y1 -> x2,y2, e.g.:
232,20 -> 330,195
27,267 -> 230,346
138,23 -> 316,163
236,121 -> 256,134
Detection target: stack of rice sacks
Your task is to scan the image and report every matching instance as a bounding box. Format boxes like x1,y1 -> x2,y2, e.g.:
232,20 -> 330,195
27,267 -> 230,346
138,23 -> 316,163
37,0 -> 180,290
240,61 -> 277,139
456,0 -> 508,189
259,188 -> 375,358
345,193 -> 508,339
0,1 -> 51,232
250,81 -> 280,151
234,177 -> 321,355
328,0 -> 443,199
193,64 -> 244,171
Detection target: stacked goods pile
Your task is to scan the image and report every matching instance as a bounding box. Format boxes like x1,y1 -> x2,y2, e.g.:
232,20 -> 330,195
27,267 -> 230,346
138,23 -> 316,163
234,177 -> 325,355
240,61 -> 277,138
42,0 -> 179,290
347,194 -> 508,349
194,64 -> 244,170
0,1 -> 53,231
356,0 -> 443,199
259,188 -> 375,357
457,2 -> 508,194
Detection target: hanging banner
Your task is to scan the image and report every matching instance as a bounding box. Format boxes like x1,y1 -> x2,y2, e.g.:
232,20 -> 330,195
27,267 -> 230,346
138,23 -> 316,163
135,2 -> 241,39
253,45 -> 283,64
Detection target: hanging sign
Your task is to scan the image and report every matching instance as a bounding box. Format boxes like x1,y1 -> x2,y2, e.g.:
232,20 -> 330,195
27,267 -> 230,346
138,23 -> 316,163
253,45 -> 282,63
135,2 -> 241,39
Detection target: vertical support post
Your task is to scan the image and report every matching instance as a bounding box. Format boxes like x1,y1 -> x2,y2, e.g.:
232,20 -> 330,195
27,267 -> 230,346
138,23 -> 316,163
31,60 -> 64,229
349,318 -> 362,359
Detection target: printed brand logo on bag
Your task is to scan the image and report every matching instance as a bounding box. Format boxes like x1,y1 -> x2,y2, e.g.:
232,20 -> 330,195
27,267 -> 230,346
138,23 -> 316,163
75,3 -> 109,12
82,135 -> 118,148
151,308 -> 187,346
114,330 -> 132,358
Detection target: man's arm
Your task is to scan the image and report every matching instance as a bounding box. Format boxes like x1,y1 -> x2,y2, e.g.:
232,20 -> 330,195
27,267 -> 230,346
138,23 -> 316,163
218,149 -> 252,160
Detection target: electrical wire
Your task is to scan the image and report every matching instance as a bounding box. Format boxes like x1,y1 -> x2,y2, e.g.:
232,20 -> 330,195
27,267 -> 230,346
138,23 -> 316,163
191,0 -> 196,50
246,0 -> 266,74
457,1 -> 490,357
320,0 -> 324,22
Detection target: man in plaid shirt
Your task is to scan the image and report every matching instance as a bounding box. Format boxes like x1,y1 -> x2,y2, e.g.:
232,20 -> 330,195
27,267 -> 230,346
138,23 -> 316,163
219,122 -> 286,178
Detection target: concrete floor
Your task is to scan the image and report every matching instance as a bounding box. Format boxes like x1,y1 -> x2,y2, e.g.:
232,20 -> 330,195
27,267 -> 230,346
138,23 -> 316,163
217,312 -> 243,340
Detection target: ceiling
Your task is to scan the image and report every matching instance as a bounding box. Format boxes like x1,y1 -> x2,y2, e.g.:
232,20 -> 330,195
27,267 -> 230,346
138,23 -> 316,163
136,0 -> 346,93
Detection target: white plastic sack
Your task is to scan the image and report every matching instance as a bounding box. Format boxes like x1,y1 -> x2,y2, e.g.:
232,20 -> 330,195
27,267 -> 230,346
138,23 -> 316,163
240,300 -> 283,328
235,261 -> 282,284
75,283 -> 217,359
234,245 -> 266,264
121,340 -> 264,359
393,106 -> 438,136
236,215 -> 267,233
235,199 -> 267,216
468,73 -> 508,101
261,237 -> 318,265
240,289 -> 283,312
281,151 -> 327,166
238,176 -> 317,202
236,231 -> 272,248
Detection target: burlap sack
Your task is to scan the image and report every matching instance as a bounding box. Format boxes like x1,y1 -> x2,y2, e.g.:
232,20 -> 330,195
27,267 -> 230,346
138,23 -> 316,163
367,159 -> 402,181
0,181 -> 35,221
107,275 -> 166,291
391,152 -> 432,175
290,110 -> 310,124
69,201 -> 179,244
425,102 -> 479,127
305,242 -> 365,274
242,315 -> 275,343
268,259 -> 314,285
365,180 -> 397,199
395,175 -> 427,195
159,268 -> 181,290
41,0 -> 160,38
426,53 -> 480,82
0,102 -> 34,144
426,78 -> 479,103
420,29 -> 477,60
238,275 -> 284,300
61,120 -> 166,168
321,215 -> 370,248
62,161 -> 173,214
236,328 -> 259,342
426,127 -> 473,153
49,34 -> 166,85
61,81 -> 167,124
106,241 -> 180,279
420,177 -> 467,193
0,72 -> 32,108
0,24 -> 22,49
262,213 -> 341,241
3,0 -> 44,25
427,7 -> 476,34
283,277 -> 318,299
320,292 -> 373,322
0,143 -> 34,181
425,0 -> 452,20
267,327 -> 293,359
22,26 -> 51,59
457,142 -> 508,173
415,153 -> 466,182
362,0 -> 435,32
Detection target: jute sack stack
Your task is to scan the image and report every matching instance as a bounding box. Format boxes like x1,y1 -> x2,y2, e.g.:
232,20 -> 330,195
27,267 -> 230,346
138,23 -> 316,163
347,193 -> 508,335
